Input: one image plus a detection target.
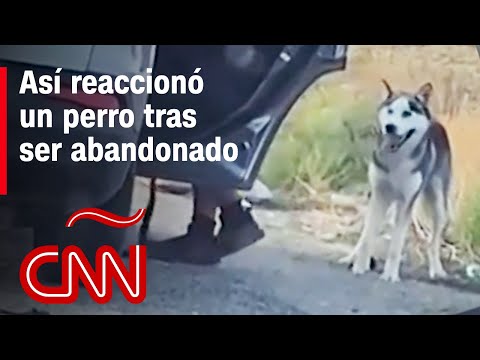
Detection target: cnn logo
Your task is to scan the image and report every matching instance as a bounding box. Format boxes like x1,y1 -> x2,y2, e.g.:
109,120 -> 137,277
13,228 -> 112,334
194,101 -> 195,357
18,207 -> 147,305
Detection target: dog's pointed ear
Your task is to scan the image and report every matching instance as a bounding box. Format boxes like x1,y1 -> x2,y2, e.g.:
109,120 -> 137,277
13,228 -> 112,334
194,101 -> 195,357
416,82 -> 433,104
381,79 -> 394,99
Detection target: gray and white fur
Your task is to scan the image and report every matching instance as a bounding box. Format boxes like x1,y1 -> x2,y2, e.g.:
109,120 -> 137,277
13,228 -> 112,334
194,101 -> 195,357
339,80 -> 453,282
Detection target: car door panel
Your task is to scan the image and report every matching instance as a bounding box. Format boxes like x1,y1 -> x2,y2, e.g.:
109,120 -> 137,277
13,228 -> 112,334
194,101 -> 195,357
135,45 -> 348,189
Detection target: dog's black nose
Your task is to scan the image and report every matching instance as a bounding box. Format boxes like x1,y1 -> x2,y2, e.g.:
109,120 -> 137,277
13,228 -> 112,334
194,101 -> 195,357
385,124 -> 396,134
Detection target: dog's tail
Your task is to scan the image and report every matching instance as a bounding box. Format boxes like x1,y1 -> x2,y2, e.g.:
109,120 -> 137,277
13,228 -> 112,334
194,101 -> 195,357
411,179 -> 456,241
444,192 -> 455,239
447,190 -> 455,225
443,173 -> 460,241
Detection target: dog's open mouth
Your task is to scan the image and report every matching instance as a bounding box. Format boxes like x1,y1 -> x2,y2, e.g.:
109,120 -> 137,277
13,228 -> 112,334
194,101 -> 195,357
380,129 -> 416,153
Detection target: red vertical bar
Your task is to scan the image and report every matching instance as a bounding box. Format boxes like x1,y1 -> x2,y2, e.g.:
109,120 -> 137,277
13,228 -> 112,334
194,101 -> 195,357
0,67 -> 6,195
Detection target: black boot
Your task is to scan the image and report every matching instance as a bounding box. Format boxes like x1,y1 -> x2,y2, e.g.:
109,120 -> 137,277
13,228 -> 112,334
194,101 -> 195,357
144,215 -> 223,265
217,200 -> 265,256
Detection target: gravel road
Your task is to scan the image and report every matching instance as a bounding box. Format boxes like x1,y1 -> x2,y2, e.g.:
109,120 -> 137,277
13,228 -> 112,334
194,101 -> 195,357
1,178 -> 480,315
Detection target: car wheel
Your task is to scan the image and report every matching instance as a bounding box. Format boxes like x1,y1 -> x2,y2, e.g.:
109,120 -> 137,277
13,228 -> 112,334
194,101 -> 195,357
33,169 -> 135,285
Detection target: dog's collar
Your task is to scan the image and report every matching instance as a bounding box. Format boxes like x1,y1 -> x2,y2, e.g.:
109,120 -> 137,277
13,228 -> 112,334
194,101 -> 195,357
389,129 -> 416,152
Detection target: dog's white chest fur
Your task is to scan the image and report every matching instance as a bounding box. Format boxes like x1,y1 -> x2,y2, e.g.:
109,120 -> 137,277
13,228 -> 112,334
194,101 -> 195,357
369,141 -> 430,201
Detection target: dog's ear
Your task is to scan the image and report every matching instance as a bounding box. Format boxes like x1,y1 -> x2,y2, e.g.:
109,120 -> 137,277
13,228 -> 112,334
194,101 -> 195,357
415,82 -> 433,104
381,79 -> 394,99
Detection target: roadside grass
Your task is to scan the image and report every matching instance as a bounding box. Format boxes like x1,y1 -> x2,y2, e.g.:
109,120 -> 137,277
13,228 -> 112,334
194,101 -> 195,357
260,83 -> 376,198
259,45 -> 480,261
457,185 -> 480,256
447,116 -> 480,260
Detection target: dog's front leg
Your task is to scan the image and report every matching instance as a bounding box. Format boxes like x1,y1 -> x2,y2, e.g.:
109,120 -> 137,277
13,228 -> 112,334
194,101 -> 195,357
380,203 -> 412,283
350,191 -> 389,275
338,239 -> 361,265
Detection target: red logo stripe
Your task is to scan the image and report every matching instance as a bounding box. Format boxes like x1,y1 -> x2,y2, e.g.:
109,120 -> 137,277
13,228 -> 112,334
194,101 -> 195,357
0,67 -> 7,196
65,208 -> 146,229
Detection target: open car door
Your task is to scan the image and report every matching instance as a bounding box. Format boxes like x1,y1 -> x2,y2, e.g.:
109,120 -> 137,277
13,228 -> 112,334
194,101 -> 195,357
135,45 -> 348,190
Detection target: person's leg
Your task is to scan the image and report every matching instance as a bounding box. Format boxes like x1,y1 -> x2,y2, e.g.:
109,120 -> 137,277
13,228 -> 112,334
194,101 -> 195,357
192,185 -> 220,224
145,184 -> 221,265
217,190 -> 265,253
145,185 -> 264,265
191,186 -> 265,253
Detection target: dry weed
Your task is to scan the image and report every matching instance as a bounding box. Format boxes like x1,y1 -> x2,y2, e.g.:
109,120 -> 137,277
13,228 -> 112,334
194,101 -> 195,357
279,45 -> 480,265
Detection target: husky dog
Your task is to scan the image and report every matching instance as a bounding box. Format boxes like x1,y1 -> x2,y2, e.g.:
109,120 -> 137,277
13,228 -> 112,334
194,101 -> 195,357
339,80 -> 453,283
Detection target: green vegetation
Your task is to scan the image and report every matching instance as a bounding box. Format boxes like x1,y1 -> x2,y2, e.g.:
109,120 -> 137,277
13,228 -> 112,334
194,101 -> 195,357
259,45 -> 480,260
457,186 -> 480,255
259,80 -> 480,261
260,83 -> 377,199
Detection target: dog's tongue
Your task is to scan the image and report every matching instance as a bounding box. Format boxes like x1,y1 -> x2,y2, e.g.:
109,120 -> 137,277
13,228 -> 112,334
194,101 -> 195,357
380,133 -> 404,153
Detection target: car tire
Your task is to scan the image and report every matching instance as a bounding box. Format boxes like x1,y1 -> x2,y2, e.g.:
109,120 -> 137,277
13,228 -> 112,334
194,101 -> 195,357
33,168 -> 135,285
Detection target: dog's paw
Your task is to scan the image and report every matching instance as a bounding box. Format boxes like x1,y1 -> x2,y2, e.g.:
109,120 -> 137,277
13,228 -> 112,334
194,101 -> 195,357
351,256 -> 371,275
429,266 -> 448,280
347,257 -> 377,271
380,269 -> 400,283
338,253 -> 355,265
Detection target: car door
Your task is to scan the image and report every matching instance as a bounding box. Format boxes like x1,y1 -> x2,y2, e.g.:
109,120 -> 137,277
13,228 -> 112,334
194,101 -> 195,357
135,45 -> 348,190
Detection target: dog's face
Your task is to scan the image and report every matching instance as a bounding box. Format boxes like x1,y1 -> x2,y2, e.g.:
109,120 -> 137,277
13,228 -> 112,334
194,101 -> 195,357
376,81 -> 433,147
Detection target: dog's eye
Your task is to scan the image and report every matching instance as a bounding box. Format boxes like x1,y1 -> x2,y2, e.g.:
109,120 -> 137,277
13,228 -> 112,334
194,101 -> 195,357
408,100 -> 422,114
402,110 -> 412,118
387,109 -> 393,115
